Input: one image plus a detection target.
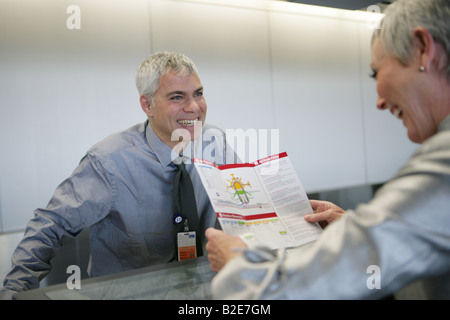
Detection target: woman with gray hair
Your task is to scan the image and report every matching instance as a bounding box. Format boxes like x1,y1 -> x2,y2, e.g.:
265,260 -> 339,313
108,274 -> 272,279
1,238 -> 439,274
206,0 -> 450,299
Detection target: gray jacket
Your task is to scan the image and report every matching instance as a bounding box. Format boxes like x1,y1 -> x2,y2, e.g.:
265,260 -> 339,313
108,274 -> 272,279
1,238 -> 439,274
212,116 -> 450,300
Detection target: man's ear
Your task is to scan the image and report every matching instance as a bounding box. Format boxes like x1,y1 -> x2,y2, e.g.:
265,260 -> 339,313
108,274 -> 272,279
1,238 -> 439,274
140,94 -> 153,117
412,26 -> 436,72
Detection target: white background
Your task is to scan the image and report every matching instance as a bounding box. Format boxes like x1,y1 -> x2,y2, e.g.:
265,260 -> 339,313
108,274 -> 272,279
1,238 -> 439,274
0,0 -> 416,232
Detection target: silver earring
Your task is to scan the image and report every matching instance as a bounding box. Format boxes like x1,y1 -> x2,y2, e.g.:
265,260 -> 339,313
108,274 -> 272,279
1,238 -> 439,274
419,66 -> 425,72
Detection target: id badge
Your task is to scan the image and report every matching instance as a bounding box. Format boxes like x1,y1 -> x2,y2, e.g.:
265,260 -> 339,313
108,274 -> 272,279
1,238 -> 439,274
177,231 -> 197,261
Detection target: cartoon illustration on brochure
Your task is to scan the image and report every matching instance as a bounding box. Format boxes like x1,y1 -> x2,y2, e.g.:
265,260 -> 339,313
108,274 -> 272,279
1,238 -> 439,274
226,174 -> 252,205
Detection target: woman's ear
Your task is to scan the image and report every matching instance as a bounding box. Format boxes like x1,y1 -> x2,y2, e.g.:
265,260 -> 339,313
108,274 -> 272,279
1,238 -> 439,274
412,26 -> 436,72
140,94 -> 153,118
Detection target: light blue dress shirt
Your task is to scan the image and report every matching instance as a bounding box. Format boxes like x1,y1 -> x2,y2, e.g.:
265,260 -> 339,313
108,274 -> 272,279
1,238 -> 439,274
1,120 -> 237,296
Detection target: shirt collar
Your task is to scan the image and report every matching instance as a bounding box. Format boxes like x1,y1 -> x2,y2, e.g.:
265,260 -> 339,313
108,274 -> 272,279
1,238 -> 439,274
145,120 -> 176,168
144,120 -> 203,168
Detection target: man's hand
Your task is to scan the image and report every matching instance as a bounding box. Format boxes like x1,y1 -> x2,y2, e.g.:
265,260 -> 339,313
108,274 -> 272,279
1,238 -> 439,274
205,228 -> 248,272
305,200 -> 345,228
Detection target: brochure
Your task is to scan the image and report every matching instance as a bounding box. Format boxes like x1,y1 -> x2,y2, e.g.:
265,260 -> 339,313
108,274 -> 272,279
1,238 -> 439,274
193,152 -> 322,249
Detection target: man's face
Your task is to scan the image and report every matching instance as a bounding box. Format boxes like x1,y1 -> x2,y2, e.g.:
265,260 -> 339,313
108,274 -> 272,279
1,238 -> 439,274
370,38 -> 436,143
142,70 -> 207,149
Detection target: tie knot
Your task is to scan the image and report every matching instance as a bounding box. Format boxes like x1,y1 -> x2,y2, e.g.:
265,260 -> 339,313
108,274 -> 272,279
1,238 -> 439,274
173,155 -> 188,170
176,161 -> 186,172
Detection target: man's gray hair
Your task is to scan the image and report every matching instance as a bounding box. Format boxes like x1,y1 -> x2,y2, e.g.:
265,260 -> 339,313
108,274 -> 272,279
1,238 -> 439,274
136,51 -> 199,101
373,0 -> 450,77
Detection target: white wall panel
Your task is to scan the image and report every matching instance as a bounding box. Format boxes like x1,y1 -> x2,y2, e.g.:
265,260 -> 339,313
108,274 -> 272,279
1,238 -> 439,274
149,0 -> 274,162
269,10 -> 366,192
0,0 -> 151,231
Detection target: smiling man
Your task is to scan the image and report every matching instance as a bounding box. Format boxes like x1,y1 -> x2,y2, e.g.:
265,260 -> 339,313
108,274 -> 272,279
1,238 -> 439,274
0,52 -> 237,299
138,55 -> 206,150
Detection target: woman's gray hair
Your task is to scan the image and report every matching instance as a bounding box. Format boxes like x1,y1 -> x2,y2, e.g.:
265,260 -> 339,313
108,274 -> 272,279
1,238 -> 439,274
135,51 -> 199,102
373,0 -> 450,76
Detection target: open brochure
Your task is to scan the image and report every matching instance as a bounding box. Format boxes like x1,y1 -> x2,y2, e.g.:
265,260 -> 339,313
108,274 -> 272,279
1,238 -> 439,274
194,152 -> 322,249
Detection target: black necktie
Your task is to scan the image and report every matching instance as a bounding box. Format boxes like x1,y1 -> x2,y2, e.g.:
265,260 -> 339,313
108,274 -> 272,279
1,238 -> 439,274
173,158 -> 203,258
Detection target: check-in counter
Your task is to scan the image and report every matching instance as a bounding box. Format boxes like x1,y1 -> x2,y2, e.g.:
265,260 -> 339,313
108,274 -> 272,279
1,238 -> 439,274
14,256 -> 214,300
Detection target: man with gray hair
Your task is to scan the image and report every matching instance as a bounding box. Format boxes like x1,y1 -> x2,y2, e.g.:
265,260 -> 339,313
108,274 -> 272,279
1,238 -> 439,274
0,52 -> 237,299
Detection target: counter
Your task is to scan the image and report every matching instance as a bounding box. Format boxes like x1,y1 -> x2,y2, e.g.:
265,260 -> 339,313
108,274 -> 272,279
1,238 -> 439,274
14,256 -> 214,300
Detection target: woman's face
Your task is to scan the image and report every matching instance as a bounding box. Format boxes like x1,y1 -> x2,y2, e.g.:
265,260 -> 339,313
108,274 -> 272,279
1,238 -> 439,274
370,38 -> 437,143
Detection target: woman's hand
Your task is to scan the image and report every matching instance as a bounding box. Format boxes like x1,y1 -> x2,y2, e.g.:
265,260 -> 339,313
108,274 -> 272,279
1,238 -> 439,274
205,228 -> 248,272
305,200 -> 345,228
